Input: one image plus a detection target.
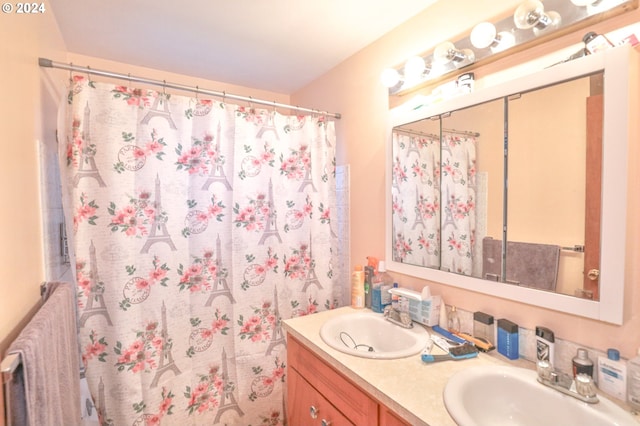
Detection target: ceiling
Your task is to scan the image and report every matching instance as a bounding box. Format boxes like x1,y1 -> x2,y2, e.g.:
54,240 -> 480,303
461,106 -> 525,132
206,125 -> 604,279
50,1 -> 439,94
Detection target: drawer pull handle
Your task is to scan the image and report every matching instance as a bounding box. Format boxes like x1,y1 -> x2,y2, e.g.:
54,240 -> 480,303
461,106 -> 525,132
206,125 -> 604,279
321,419 -> 332,426
310,405 -> 319,419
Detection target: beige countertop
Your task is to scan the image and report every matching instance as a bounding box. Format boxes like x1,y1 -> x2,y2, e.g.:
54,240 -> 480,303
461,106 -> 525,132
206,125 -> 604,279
283,306 -> 534,426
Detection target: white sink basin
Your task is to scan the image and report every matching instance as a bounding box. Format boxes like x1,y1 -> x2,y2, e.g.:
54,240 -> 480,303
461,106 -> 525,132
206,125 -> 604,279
444,365 -> 637,426
319,310 -> 430,359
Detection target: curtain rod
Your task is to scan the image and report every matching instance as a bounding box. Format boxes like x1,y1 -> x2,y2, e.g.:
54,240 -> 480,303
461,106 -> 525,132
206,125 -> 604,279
394,127 -> 480,138
38,58 -> 341,119
443,128 -> 480,137
393,127 -> 439,140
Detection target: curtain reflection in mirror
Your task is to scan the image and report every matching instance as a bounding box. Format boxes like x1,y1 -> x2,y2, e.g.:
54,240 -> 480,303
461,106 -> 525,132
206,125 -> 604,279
392,128 -> 483,274
391,130 -> 440,267
441,132 -> 478,275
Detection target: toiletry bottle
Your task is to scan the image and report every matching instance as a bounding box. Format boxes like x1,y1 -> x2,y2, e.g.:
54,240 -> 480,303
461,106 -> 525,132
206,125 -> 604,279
448,306 -> 460,334
572,348 -> 594,378
371,261 -> 393,313
627,348 -> 640,411
535,326 -> 555,366
350,265 -> 365,309
364,265 -> 374,309
473,311 -> 495,345
598,348 -> 627,401
583,31 -> 614,54
497,319 -> 519,360
439,300 -> 449,329
391,282 -> 399,309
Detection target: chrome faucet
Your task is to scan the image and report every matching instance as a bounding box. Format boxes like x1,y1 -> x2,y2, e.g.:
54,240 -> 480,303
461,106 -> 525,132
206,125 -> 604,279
383,305 -> 413,328
536,360 -> 599,404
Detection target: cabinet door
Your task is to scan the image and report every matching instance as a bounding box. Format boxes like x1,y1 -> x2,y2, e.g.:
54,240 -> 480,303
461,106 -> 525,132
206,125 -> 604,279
288,367 -> 355,426
288,336 -> 378,426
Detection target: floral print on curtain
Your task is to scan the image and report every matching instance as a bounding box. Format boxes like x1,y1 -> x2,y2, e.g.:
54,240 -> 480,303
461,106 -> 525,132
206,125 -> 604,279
440,132 -> 477,275
59,77 -> 339,425
391,131 -> 440,267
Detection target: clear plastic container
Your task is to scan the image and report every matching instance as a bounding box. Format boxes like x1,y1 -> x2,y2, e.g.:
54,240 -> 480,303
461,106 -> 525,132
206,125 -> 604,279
628,348 -> 640,411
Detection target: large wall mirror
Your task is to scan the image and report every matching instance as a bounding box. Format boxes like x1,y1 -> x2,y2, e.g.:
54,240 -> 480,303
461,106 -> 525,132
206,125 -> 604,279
386,46 -> 637,324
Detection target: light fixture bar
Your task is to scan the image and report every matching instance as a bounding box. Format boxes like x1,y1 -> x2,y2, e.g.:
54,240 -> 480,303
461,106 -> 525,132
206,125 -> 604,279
384,0 -> 638,95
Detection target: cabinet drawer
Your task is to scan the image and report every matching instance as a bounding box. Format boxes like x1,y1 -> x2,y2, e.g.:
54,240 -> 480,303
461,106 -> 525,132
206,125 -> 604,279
288,368 -> 355,426
288,336 -> 378,426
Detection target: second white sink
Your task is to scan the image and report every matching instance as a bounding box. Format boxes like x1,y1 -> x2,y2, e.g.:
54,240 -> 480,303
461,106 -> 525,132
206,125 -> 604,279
319,310 -> 430,359
444,365 -> 637,426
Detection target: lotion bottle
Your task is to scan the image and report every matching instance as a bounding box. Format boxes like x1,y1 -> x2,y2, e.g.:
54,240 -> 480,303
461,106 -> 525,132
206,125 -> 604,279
350,265 -> 365,309
598,348 -> 627,401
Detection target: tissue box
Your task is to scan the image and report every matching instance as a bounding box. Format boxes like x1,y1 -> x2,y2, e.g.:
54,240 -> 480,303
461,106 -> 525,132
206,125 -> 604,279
406,295 -> 441,327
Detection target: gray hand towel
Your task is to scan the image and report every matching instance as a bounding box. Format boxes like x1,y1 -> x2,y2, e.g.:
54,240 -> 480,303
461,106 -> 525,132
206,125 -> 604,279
6,282 -> 81,426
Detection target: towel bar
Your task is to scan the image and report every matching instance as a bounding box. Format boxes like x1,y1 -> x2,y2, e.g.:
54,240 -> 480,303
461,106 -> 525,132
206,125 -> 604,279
1,353 -> 20,376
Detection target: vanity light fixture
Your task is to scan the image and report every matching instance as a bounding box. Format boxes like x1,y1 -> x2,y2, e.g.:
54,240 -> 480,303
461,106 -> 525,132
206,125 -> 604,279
433,41 -> 475,66
470,22 -> 517,52
514,0 -> 562,35
382,0 -> 637,95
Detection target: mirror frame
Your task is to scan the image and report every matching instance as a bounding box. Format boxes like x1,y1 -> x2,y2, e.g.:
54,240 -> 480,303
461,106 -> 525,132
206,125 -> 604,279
386,46 -> 637,325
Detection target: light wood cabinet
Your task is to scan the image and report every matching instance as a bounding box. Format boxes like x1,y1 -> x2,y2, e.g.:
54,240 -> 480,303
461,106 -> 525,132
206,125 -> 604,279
288,368 -> 355,426
287,335 -> 410,426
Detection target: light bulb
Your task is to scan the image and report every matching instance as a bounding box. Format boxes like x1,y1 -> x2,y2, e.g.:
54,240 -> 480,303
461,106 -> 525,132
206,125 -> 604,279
380,68 -> 401,88
470,22 -> 497,49
514,0 -> 561,33
434,41 -> 455,64
404,56 -> 426,80
493,31 -> 516,52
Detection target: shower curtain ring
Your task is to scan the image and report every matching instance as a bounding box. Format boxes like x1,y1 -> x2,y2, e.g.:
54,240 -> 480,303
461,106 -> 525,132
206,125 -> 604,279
86,65 -> 92,83
162,80 -> 166,95
222,91 -> 226,104
195,86 -> 199,100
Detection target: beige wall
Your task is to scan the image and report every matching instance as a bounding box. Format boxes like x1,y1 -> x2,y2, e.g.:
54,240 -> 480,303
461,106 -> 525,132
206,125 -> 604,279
292,2 -> 640,358
0,1 -> 66,349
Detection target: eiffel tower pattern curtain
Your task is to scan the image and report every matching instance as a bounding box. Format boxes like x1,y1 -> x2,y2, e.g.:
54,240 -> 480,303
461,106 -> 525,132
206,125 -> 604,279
390,131 -> 441,268
440,132 -> 477,275
58,77 -> 339,425
390,131 -> 477,274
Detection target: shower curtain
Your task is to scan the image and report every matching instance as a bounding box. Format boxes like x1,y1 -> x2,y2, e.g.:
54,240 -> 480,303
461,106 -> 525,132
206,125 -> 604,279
59,77 -> 338,425
390,131 -> 440,267
441,132 -> 477,275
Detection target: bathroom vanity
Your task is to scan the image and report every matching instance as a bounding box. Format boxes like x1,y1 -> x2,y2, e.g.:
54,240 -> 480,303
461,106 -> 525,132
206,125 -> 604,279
284,307 -> 640,425
283,307 -> 521,425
